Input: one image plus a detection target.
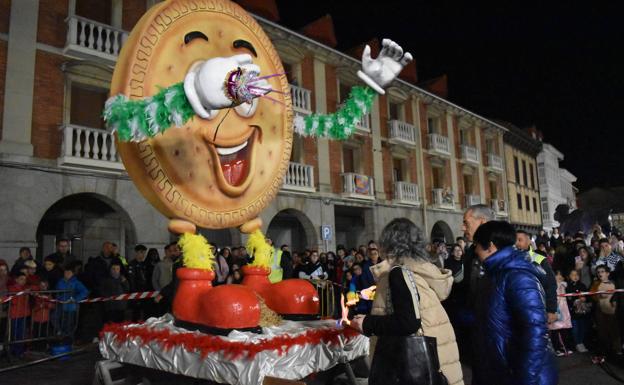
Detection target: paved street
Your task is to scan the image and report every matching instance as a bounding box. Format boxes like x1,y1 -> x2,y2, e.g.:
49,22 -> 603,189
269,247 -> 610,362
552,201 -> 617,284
1,344 -> 623,384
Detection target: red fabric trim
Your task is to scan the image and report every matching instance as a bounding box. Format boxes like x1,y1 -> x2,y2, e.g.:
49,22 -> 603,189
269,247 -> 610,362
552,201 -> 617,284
100,322 -> 360,360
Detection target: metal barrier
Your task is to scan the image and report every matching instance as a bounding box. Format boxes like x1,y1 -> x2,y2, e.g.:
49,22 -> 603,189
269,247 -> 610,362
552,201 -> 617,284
1,289 -> 78,361
309,279 -> 339,319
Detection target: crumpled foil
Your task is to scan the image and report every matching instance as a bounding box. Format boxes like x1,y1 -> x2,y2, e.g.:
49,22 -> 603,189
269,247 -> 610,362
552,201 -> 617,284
99,314 -> 369,385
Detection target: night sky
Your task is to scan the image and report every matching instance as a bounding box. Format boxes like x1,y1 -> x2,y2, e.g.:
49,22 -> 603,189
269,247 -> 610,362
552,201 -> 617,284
275,1 -> 624,192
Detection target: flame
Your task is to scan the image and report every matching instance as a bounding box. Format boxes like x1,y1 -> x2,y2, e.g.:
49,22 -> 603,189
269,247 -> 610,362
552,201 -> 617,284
340,294 -> 350,326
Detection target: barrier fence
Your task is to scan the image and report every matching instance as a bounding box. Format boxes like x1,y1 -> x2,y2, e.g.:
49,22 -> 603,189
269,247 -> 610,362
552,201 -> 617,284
1,289 -> 79,361
3,282 -> 619,361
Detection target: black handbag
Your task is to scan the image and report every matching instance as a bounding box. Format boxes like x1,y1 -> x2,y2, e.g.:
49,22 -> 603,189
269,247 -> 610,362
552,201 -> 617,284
368,267 -> 449,385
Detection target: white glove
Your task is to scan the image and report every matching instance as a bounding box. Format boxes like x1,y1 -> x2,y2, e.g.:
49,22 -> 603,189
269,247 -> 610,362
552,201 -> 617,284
183,54 -> 271,119
357,38 -> 413,95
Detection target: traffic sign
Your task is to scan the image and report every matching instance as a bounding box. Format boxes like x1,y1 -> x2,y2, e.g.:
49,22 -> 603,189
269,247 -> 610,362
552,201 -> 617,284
321,225 -> 332,241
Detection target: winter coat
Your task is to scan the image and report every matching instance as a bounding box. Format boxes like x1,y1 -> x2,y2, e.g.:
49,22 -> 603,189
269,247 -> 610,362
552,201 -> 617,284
56,276 -> 89,312
7,283 -> 31,319
548,281 -> 572,330
99,275 -> 130,312
41,267 -> 63,291
152,258 -> 173,291
565,280 -> 591,319
32,294 -> 55,323
127,259 -> 154,292
480,246 -> 558,385
370,259 -> 464,385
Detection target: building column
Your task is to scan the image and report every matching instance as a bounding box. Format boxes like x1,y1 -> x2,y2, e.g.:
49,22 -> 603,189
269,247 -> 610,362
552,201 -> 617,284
412,97 -> 429,231
111,0 -> 123,29
0,0 -> 40,156
446,113 -> 459,206
497,132 -> 509,213
370,97 -> 385,199
475,126 -> 486,203
313,58 -> 332,194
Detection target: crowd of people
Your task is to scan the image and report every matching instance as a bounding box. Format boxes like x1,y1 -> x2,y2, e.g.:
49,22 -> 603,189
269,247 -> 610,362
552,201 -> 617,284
1,211 -> 623,383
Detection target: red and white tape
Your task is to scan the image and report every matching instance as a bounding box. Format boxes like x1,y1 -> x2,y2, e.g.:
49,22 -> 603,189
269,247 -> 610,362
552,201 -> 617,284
1,290 -> 160,304
558,289 -> 624,297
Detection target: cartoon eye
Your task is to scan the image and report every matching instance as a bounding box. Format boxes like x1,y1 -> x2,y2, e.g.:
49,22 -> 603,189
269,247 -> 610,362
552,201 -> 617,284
233,98 -> 258,118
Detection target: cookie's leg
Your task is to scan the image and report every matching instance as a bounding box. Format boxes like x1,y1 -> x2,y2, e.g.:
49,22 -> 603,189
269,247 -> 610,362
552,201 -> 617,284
239,217 -> 262,234
168,219 -> 197,235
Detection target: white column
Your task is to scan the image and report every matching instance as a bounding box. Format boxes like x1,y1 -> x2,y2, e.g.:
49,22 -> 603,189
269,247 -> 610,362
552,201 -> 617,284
313,58 -> 332,194
446,113 -> 459,206
370,96 -> 385,199
475,126 -> 486,203
111,0 -> 123,29
413,97 -> 428,231
0,0 -> 40,156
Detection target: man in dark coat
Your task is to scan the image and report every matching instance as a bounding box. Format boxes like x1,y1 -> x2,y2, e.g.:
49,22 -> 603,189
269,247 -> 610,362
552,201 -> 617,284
474,221 -> 558,385
45,238 -> 76,267
127,244 -> 154,320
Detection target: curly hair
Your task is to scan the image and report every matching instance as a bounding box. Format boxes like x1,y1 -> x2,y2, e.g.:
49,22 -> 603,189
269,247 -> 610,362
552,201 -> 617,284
379,218 -> 429,262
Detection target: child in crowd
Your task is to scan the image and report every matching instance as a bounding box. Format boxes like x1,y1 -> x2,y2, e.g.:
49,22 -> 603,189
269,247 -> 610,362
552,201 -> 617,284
32,279 -> 55,350
56,265 -> 89,343
548,270 -> 574,356
565,270 -> 591,353
593,265 -> 622,357
7,273 -> 31,357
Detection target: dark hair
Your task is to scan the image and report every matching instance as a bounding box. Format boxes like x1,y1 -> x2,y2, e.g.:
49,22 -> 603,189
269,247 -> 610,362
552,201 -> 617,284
379,218 -> 428,262
516,229 -> 531,237
14,272 -> 26,278
43,256 -> 55,263
19,247 -> 31,254
56,238 -> 69,245
134,244 -> 147,252
456,236 -> 465,242
473,221 -> 517,251
112,242 -> 118,247
598,238 -> 610,245
165,242 -> 178,251
64,261 -> 81,271
281,244 -> 289,249
596,264 -> 611,273
451,244 -> 464,254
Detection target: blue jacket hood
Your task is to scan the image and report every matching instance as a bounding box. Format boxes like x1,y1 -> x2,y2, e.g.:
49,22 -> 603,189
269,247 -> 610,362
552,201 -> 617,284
483,246 -> 539,277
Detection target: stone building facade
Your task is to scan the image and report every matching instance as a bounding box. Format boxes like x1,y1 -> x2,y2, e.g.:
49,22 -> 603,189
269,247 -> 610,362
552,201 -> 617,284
0,0 -> 510,266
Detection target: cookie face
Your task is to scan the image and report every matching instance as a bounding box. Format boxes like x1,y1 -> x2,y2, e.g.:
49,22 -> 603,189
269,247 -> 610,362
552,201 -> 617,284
111,0 -> 292,229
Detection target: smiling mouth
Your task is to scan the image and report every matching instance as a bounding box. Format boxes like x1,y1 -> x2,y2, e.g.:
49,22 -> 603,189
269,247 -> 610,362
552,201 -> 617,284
216,139 -> 250,186
208,128 -> 259,194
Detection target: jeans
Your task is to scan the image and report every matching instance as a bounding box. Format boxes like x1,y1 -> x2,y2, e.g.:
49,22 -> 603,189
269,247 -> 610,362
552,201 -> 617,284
9,317 -> 28,356
571,317 -> 588,345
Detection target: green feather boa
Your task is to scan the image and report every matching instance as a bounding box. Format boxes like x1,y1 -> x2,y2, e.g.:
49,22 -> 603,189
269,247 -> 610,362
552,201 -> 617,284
104,83 -> 376,142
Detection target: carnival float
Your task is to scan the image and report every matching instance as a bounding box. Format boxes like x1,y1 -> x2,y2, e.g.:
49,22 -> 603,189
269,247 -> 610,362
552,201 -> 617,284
98,1 -> 412,383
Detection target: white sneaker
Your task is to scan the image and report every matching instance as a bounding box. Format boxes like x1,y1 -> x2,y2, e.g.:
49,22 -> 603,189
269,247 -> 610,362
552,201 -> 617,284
92,337 -> 99,344
576,344 -> 588,353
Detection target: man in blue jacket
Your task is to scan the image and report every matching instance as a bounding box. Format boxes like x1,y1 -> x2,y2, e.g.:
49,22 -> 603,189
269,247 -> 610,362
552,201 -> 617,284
473,221 -> 558,385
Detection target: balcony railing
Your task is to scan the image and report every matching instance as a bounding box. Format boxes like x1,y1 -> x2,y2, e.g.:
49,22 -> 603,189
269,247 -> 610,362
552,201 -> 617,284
428,134 -> 450,156
282,162 -> 315,192
431,188 -> 455,209
342,173 -> 375,200
487,153 -> 504,172
394,181 -> 421,206
290,84 -> 312,115
64,15 -> 128,64
58,124 -> 124,172
490,199 -> 508,215
388,120 -> 416,145
460,145 -> 479,164
465,194 -> 481,207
